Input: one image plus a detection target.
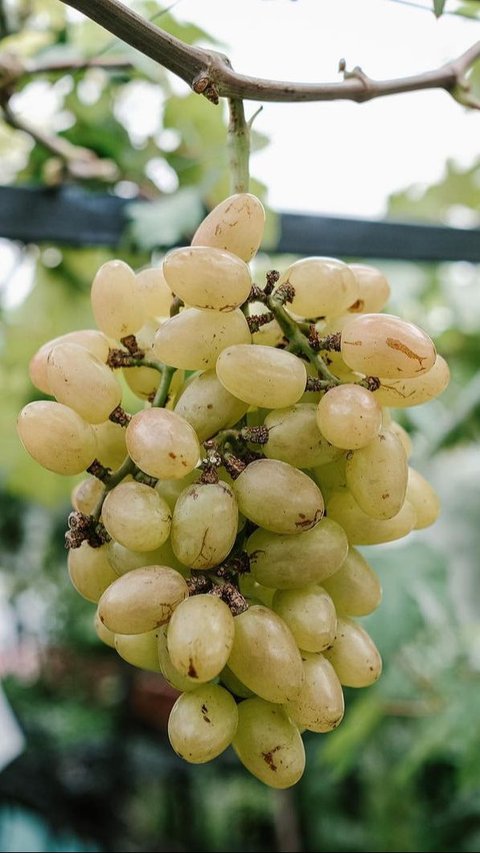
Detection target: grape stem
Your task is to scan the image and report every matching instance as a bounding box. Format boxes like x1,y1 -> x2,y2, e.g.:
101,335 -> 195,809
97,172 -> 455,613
228,98 -> 250,194
152,363 -> 176,407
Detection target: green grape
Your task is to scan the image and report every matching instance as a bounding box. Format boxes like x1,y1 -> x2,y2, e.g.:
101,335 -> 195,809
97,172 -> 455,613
102,481 -> 172,552
68,542 -> 118,603
272,586 -> 337,652
134,265 -> 173,319
264,404 -> 342,468
387,421 -> 413,457
97,566 -> 188,634
167,594 -> 235,682
345,429 -> 408,519
191,192 -> 265,262
323,617 -> 382,687
327,489 -> 416,545
154,470 -> 199,511
220,665 -> 255,698
239,574 -> 276,607
114,629 -> 162,672
246,517 -> 348,589
372,354 -> 450,408
107,538 -> 187,577
168,683 -> 239,764
171,482 -> 238,569
157,625 -> 199,691
232,698 -> 305,789
163,246 -> 252,312
174,369 -> 249,442
17,401 -> 97,475
91,259 -> 146,339
125,408 -> 200,480
121,320 -> 163,400
233,459 -> 324,534
341,313 -> 436,379
321,547 -> 382,616
91,420 -> 127,470
94,609 -> 116,648
29,329 -> 111,395
285,652 -> 345,733
277,257 -> 358,318
347,263 -> 391,313
46,342 -> 122,424
152,307 -> 251,370
71,477 -> 104,515
316,384 -> 382,450
311,456 -> 347,501
406,467 -> 441,529
227,605 -> 304,703
216,344 -> 307,408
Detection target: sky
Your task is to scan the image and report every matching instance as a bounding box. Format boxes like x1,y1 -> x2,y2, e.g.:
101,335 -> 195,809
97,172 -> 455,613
168,0 -> 480,218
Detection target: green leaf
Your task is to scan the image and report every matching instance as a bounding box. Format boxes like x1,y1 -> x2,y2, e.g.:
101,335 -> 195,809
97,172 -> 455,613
433,0 -> 447,16
126,187 -> 205,250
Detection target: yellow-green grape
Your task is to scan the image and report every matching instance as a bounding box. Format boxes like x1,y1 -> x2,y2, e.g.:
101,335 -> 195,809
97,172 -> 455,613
322,547 -> 382,617
312,456 -> 347,501
264,404 -> 342,468
233,459 -> 324,535
347,263 -> 391,313
168,683 -> 239,764
277,257 -> 358,318
327,489 -> 416,545
152,307 -> 251,371
387,421 -> 413,458
125,408 -> 200,480
246,517 -> 348,589
71,477 -> 104,515
114,629 -> 162,672
155,470 -> 199,511
171,482 -> 238,569
345,429 -> 408,520
239,574 -> 275,607
285,652 -> 345,733
220,665 -> 255,698
406,467 -> 441,529
68,543 -> 118,603
122,320 -> 163,400
46,342 -> 122,424
372,354 -> 450,408
191,192 -> 265,262
174,370 -> 249,442
91,420 -> 127,470
91,260 -> 146,339
341,313 -> 436,379
272,586 -> 337,652
134,266 -> 173,319
29,329 -> 111,395
216,344 -> 307,409
316,385 -> 382,450
107,539 -> 186,577
163,246 -> 252,312
97,566 -> 188,634
94,609 -> 116,648
232,698 -> 305,789
167,595 -> 235,682
17,401 -> 97,475
227,605 -> 304,703
102,481 -> 172,552
323,617 -> 382,687
157,625 -> 199,691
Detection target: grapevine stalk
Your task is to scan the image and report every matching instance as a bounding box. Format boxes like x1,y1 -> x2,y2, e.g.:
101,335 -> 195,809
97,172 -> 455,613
227,98 -> 250,193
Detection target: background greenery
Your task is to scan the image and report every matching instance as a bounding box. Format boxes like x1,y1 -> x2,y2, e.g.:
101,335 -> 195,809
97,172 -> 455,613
1,2 -> 480,851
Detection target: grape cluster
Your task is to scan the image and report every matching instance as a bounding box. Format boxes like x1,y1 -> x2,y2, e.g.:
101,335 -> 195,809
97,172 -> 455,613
17,193 -> 448,788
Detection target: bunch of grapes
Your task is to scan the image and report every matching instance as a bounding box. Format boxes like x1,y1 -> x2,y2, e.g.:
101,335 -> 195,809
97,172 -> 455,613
17,193 -> 449,788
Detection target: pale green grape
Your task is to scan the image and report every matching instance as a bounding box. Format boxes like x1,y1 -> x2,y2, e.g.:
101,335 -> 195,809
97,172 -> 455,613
277,257 -> 358,318
94,609 -> 116,648
17,401 -> 97,475
114,629 -> 162,672
233,459 -> 324,534
347,263 -> 390,313
345,429 -> 408,519
232,698 -> 305,788
326,489 -> 416,545
316,384 -> 382,450
174,369 -> 249,442
322,547 -> 382,616
191,192 -> 265,262
323,617 -> 382,687
168,683 -> 239,764
246,517 -> 348,589
157,625 -> 199,691
387,421 -> 413,458
227,605 -> 304,703
68,543 -> 117,603
47,342 -> 122,424
272,586 -> 337,652
134,265 -> 173,319
152,307 -> 251,370
107,539 -> 186,576
406,467 -> 441,529
163,246 -> 252,312
29,329 -> 111,395
91,259 -> 146,339
341,313 -> 436,378
216,344 -> 307,408
167,594 -> 235,681
97,566 -> 188,634
220,665 -> 254,698
239,574 -> 275,607
125,408 -> 200,480
372,355 -> 450,407
71,477 -> 104,515
102,481 -> 171,552
264,404 -> 342,468
311,457 -> 347,501
91,420 -> 127,470
155,470 -> 199,511
122,320 -> 163,400
171,482 -> 238,569
285,652 -> 345,732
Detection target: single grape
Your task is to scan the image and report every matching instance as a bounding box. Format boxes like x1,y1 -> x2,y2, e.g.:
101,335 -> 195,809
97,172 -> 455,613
71,477 -> 104,515
327,489 -> 416,545
191,192 -> 265,261
232,698 -> 305,789
134,265 -> 173,319
277,257 -> 358,318
316,384 -> 382,450
114,629 -> 162,672
102,481 -> 172,552
91,259 -> 146,339
347,263 -> 390,313
171,482 -> 238,569
97,566 -> 188,634
323,617 -> 382,687
106,538 -> 186,576
152,307 -> 251,371
219,665 -> 255,698
285,652 -> 345,733
47,342 -> 122,424
29,329 -> 110,395
154,470 -> 199,511
406,467 -> 441,529
341,313 -> 436,378
216,344 -> 307,408
157,624 -> 199,691
386,421 -> 413,457
168,683 -> 239,764
17,401 -> 97,475
163,246 -> 252,312
91,420 -> 127,470
68,543 -> 118,603
321,547 -> 382,616
264,404 -> 342,468
345,428 -> 408,519
94,609 -> 116,648
174,369 -> 249,442
372,354 -> 450,407
167,594 -> 235,682
272,586 -> 337,653
125,408 -> 200,480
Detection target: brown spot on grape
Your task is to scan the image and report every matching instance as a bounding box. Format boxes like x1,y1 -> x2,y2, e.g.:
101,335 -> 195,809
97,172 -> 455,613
348,299 -> 365,312
386,337 -> 427,370
343,338 -> 362,346
169,452 -> 177,459
381,492 -> 390,500
262,744 -> 281,771
207,404 -> 213,409
188,658 -> 198,678
201,703 -> 211,723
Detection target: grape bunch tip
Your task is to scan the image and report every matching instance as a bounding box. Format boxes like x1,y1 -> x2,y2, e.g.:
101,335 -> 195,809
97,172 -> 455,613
17,191 -> 448,789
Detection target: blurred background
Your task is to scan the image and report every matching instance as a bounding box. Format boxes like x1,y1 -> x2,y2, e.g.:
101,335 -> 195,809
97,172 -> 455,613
1,1 -> 480,851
